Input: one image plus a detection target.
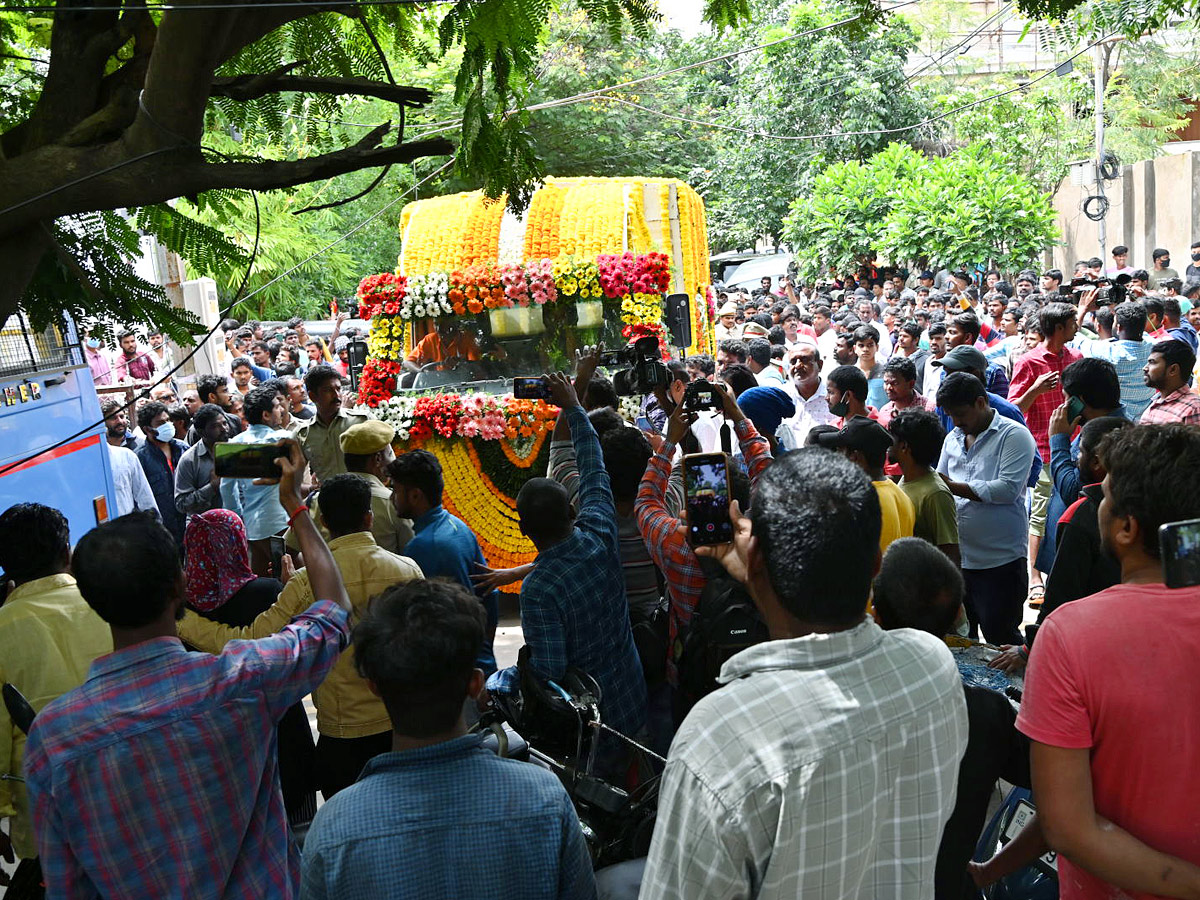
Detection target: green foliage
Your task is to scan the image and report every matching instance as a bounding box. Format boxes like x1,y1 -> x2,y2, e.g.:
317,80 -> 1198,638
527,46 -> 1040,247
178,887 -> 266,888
688,0 -> 925,250
785,142 -> 1059,275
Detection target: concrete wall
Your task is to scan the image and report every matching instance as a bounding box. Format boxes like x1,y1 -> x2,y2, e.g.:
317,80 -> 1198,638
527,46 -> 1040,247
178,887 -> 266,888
1049,149 -> 1200,273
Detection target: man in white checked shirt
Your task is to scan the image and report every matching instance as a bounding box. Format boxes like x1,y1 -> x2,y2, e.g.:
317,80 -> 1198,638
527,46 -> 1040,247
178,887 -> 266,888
639,449 -> 967,900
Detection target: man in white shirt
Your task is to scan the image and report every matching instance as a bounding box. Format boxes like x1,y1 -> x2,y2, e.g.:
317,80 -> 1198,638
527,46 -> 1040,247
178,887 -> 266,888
641,449 -> 968,899
781,342 -> 834,445
106,443 -> 159,517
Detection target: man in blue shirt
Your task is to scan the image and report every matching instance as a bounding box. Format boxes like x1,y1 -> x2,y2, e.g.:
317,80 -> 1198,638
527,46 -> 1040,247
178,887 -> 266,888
486,373 -> 646,769
933,346 -> 1042,487
301,579 -> 595,900
220,384 -> 291,575
936,373 -> 1037,646
134,400 -> 187,547
388,449 -> 498,673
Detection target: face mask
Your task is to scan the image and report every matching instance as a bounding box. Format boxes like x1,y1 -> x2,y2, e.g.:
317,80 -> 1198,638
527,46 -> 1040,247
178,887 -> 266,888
86,338 -> 100,349
154,422 -> 176,443
1161,259 -> 1171,268
830,397 -> 850,418
1192,252 -> 1200,262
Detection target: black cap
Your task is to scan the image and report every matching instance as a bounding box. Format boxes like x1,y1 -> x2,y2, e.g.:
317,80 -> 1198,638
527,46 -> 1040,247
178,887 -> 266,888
813,415 -> 894,456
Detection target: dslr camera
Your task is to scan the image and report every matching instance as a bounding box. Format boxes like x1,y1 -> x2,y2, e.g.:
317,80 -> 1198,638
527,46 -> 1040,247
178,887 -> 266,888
681,379 -> 720,413
599,335 -> 670,396
1070,273 -> 1130,306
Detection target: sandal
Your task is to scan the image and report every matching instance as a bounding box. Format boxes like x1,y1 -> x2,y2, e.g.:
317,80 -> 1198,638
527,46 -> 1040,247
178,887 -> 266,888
1027,584 -> 1045,610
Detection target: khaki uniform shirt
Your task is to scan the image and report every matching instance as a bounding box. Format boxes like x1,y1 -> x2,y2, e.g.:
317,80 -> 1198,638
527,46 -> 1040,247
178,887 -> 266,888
292,409 -> 369,485
284,473 -> 413,555
178,533 -> 423,738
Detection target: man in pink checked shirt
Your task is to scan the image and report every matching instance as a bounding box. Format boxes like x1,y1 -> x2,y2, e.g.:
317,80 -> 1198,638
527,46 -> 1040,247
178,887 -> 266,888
23,439 -> 353,899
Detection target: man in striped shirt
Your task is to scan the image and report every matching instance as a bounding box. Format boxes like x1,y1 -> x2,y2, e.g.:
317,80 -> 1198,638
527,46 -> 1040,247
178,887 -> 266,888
640,450 -> 967,899
24,440 -> 353,898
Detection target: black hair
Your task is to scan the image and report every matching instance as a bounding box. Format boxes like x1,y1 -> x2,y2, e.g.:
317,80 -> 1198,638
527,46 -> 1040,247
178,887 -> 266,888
666,359 -> 689,386
928,322 -> 947,337
220,318 -> 241,333
1079,416 -> 1131,460
319,473 -> 373,537
827,364 -> 868,403
1150,338 -> 1197,380
1100,424 -> 1200,559
136,399 -> 169,432
887,407 -> 946,469
720,363 -> 757,397
353,579 -> 484,738
117,329 -> 136,343
767,325 -> 787,346
584,375 -> 618,411
1131,268 -> 1151,282
517,477 -> 573,544
251,340 -> 270,354
243,384 -> 279,426
193,403 -> 226,433
168,404 -> 191,425
937,371 -> 987,409
231,355 -> 253,373
751,449 -> 880,627
387,449 -> 444,507
899,320 -> 922,340
718,339 -> 748,364
287,316 -> 304,328
0,503 -> 69,583
747,338 -> 772,368
1043,268 -> 1063,284
873,538 -> 964,637
601,426 -> 654,502
99,396 -> 123,419
197,373 -> 226,404
1113,245 -> 1129,255
950,311 -> 981,342
852,324 -> 880,346
1152,248 -> 1170,261
1038,302 -> 1077,338
72,512 -> 181,628
805,424 -> 838,446
686,353 -> 716,377
1142,296 -> 1164,320
752,313 -> 774,330
587,407 -> 625,437
305,363 -> 342,396
813,305 -> 832,319
883,356 -> 917,382
1162,297 -> 1182,321
1086,257 -> 1104,269
1095,306 -> 1115,335
1063,357 -> 1120,411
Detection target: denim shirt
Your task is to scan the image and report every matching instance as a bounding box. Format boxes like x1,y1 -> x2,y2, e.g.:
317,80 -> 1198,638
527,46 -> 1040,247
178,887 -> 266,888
300,734 -> 596,900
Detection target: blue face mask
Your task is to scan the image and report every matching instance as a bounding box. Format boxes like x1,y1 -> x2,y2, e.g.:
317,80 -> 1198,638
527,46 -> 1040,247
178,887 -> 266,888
86,338 -> 101,349
154,422 -> 176,443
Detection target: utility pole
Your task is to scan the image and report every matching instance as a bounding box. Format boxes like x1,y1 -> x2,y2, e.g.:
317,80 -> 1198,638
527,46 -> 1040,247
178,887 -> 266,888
1093,41 -> 1109,264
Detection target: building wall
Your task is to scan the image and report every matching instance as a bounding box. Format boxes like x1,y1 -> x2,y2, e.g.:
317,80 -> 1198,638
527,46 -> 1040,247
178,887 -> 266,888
1049,150 -> 1200,272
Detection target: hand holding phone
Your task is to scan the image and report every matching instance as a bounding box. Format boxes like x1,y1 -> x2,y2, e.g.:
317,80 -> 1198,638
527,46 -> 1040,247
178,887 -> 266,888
513,376 -> 552,401
683,453 -> 733,547
214,442 -> 290,480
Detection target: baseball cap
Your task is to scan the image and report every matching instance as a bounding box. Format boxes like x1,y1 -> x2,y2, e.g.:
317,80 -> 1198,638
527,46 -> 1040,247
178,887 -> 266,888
932,345 -> 987,373
812,415 -> 894,456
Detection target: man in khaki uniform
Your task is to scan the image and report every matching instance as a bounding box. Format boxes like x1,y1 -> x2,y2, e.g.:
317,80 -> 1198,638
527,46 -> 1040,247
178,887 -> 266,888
284,419 -> 413,556
178,473 -> 423,798
291,364 -> 368,485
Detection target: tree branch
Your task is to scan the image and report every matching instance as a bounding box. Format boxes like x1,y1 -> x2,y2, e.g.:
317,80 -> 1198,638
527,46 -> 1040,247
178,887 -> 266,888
210,72 -> 433,106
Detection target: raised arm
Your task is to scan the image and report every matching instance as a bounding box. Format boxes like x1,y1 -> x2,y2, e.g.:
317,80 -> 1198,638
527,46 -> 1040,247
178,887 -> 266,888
545,372 -> 615,543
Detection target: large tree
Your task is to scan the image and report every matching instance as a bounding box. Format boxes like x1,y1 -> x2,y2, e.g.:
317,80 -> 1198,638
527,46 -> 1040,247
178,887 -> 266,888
0,0 -> 748,338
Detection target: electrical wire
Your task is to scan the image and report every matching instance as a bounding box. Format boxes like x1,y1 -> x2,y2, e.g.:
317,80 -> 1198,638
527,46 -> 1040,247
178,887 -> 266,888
0,0 -> 448,11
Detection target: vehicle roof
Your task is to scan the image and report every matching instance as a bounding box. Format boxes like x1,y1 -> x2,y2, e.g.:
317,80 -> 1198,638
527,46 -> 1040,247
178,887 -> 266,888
724,253 -> 793,292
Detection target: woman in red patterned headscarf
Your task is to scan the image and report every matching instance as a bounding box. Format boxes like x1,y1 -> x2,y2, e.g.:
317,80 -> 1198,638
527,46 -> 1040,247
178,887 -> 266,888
184,509 -> 258,613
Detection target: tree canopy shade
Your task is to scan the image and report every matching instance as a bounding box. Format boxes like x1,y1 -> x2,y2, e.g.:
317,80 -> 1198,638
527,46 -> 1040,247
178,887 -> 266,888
784,141 -> 1059,277
0,0 -> 750,340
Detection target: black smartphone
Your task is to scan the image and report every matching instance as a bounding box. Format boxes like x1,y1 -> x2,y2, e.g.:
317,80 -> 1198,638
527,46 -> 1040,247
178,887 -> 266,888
268,536 -> 287,581
513,376 -> 551,401
683,452 -> 733,546
214,442 -> 290,479
1159,518 -> 1200,589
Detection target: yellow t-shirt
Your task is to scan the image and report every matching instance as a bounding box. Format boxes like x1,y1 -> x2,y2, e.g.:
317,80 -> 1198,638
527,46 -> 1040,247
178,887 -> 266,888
873,478 -> 916,554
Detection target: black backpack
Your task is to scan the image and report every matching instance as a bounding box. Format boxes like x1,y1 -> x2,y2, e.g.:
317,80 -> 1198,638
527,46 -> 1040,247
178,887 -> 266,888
675,569 -> 768,715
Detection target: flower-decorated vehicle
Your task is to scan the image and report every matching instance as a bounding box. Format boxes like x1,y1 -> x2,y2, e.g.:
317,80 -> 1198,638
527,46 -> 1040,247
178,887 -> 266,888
352,176 -> 713,587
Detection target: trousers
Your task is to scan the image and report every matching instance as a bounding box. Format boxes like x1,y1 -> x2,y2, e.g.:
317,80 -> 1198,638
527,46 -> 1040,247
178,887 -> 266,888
962,558 -> 1028,646
315,731 -> 393,799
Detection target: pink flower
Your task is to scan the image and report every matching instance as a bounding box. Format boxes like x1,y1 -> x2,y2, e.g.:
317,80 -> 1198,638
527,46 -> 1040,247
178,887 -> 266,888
456,417 -> 480,438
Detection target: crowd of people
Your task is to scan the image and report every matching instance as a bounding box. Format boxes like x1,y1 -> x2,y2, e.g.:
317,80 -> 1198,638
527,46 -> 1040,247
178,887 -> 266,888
1,242 -> 1199,900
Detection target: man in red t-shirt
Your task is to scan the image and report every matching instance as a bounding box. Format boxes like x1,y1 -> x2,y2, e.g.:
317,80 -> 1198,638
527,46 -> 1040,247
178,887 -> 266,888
1010,303 -> 1082,598
1016,423 -> 1200,899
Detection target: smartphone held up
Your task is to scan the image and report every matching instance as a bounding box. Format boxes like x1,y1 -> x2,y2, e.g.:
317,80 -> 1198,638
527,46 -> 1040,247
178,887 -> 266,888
214,442 -> 290,480
513,376 -> 553,401
684,452 -> 733,547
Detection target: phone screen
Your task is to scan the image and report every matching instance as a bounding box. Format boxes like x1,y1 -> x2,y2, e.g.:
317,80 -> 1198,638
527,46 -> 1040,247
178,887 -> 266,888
214,442 -> 289,479
684,453 -> 732,546
635,415 -> 658,435
1160,518 -> 1200,589
513,376 -> 550,401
